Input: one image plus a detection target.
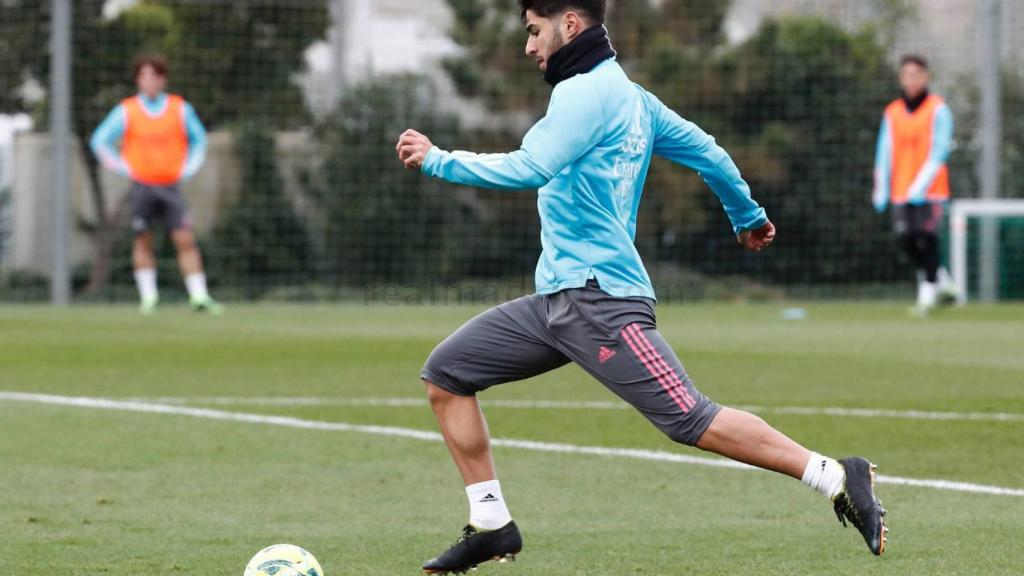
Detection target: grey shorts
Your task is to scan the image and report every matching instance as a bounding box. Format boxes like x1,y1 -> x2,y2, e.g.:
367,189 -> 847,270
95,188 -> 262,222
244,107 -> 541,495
130,182 -> 191,234
892,203 -> 944,236
422,281 -> 721,446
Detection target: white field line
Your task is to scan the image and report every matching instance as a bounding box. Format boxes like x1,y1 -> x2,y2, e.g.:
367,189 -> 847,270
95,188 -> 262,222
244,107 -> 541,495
118,396 -> 1024,423
3,391 -> 1024,498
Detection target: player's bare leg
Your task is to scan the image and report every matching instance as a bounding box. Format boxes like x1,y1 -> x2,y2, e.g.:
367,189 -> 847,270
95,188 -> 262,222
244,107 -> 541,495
172,228 -> 202,277
133,232 -> 159,314
696,407 -> 810,479
425,381 -> 497,485
171,228 -> 221,314
423,381 -> 521,574
133,231 -> 156,271
697,407 -> 888,554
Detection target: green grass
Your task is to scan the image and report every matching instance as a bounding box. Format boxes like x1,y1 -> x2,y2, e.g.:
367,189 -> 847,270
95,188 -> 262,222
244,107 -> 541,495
2,303 -> 1023,575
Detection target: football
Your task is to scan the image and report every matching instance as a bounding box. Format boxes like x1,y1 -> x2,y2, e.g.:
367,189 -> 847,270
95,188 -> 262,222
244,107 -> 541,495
243,544 -> 323,576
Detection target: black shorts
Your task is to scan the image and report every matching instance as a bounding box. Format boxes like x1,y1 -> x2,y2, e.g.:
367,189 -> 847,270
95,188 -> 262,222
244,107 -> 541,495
422,281 -> 721,446
892,203 -> 944,236
130,182 -> 191,234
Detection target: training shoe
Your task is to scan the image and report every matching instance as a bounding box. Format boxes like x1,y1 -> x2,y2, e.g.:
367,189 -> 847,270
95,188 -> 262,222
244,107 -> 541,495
937,269 -> 959,306
833,457 -> 888,555
907,304 -> 932,319
139,296 -> 159,315
937,286 -> 959,307
190,296 -> 224,315
422,521 -> 522,574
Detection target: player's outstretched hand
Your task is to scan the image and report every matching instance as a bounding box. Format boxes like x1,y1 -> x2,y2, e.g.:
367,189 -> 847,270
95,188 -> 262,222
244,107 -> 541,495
738,221 -> 776,252
396,129 -> 434,171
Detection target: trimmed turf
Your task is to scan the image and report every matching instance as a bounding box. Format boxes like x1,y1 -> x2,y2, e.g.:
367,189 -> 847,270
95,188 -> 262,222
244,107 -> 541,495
2,303 -> 1022,575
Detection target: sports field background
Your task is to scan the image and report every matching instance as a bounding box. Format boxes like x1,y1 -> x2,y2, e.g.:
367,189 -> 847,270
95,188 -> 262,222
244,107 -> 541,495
3,304 -> 1022,575
2,3 -> 1023,574
3,0 -> 1024,303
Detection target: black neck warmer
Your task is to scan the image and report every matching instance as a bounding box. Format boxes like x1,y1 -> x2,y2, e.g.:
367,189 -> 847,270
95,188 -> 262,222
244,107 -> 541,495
903,90 -> 929,113
544,25 -> 617,87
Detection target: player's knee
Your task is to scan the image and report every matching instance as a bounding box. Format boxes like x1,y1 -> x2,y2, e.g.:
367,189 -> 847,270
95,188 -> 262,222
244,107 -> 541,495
659,399 -> 721,447
177,236 -> 196,251
662,425 -> 697,446
654,413 -> 701,445
421,349 -> 449,396
172,230 -> 197,251
423,380 -> 451,404
421,340 -> 475,398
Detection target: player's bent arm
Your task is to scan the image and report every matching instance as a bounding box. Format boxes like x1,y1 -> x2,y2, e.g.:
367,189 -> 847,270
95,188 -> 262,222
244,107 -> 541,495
906,104 -> 954,204
421,147 -> 553,191
181,102 -> 208,181
422,80 -> 604,191
873,116 -> 893,213
648,95 -> 766,235
90,105 -> 132,178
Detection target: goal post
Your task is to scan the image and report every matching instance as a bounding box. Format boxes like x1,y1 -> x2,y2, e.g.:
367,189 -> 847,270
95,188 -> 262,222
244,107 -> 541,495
949,199 -> 1024,305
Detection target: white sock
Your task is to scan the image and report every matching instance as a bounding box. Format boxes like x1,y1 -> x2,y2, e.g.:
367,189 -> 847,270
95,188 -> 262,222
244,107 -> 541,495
466,480 -> 512,530
134,268 -> 158,302
185,273 -> 210,301
801,453 -> 846,501
938,267 -> 956,292
917,281 -> 938,308
938,267 -> 952,286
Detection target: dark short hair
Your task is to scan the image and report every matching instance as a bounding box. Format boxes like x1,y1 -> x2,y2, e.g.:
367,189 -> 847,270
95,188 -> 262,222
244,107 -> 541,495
133,53 -> 169,79
900,54 -> 929,71
519,0 -> 606,24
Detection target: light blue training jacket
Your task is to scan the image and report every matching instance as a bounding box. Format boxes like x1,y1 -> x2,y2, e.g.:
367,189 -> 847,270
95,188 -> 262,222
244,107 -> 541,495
422,58 -> 767,300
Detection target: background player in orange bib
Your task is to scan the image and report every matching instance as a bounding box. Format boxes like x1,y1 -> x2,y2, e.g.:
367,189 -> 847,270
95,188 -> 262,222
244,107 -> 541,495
873,54 -> 957,315
90,54 -> 221,315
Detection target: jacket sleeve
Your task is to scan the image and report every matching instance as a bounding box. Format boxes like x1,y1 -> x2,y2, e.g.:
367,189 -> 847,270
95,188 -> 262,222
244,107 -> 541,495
647,91 -> 767,235
90,104 -> 132,178
181,102 -> 208,181
873,115 -> 894,213
422,80 -> 604,191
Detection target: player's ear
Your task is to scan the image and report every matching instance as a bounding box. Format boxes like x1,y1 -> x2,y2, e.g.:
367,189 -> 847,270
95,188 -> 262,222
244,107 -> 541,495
563,11 -> 583,40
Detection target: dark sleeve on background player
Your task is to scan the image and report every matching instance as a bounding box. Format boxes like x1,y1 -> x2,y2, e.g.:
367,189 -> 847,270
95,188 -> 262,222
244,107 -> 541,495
644,90 -> 768,234
421,80 -> 605,191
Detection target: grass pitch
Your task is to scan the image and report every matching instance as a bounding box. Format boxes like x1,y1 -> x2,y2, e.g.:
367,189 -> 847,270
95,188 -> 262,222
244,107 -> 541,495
2,303 -> 1023,575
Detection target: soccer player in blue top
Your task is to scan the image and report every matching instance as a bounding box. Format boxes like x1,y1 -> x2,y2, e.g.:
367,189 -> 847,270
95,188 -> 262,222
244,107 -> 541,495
398,2 -> 887,572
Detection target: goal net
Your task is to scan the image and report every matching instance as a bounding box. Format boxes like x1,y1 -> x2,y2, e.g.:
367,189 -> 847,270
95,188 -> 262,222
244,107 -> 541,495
949,200 -> 1024,304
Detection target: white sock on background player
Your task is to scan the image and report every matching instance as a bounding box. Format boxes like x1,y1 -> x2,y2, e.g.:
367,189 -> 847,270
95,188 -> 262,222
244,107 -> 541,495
185,273 -> 210,301
134,268 -> 158,302
466,479 -> 512,530
917,281 -> 937,309
801,452 -> 846,500
938,267 -> 953,289
937,267 -> 958,296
